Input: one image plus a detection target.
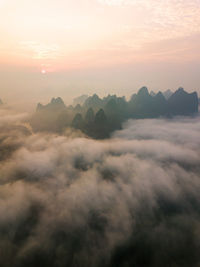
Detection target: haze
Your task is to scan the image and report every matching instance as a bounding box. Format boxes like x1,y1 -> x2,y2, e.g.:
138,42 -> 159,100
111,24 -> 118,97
1,2 -> 200,265
0,0 -> 200,109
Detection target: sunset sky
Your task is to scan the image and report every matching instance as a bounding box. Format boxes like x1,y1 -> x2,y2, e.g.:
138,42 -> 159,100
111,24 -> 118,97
0,0 -> 200,109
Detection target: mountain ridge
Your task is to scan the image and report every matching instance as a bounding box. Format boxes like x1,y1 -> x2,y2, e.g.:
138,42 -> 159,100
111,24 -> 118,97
30,87 -> 199,139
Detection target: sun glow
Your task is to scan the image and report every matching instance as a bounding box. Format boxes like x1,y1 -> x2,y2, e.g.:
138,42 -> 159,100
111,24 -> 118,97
0,0 -> 200,71
0,0 -> 200,98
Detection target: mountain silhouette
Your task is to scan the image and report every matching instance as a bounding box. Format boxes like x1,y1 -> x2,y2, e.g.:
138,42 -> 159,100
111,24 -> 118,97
73,95 -> 89,106
85,108 -> 95,124
163,89 -> 173,99
168,87 -> 198,115
84,94 -> 102,109
37,97 -> 66,111
30,87 -> 199,139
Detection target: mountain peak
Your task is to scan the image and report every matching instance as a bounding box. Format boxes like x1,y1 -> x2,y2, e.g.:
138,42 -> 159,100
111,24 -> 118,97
172,88 -> 187,97
36,103 -> 44,111
163,89 -> 173,99
156,91 -> 164,97
177,87 -> 185,93
73,95 -> 88,106
51,97 -> 64,105
91,94 -> 100,100
168,87 -> 198,114
137,87 -> 149,96
155,91 -> 166,102
84,94 -> 102,108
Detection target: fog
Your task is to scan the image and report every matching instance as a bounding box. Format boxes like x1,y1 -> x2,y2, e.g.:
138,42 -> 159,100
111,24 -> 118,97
1,59 -> 200,111
0,108 -> 200,267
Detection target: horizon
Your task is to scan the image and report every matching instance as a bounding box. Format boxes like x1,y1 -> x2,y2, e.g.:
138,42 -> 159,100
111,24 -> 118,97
1,85 -> 199,112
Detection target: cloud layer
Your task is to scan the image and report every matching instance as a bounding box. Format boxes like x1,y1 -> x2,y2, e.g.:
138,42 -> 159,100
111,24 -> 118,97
0,110 -> 200,266
98,0 -> 200,41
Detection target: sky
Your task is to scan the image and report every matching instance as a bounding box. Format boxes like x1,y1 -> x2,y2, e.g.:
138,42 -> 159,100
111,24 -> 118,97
0,0 -> 200,109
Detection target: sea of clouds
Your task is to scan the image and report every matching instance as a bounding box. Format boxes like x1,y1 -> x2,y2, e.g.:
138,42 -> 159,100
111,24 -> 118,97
0,108 -> 200,267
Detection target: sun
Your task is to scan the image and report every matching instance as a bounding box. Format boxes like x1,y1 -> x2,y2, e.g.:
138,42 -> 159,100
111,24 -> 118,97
41,69 -> 46,74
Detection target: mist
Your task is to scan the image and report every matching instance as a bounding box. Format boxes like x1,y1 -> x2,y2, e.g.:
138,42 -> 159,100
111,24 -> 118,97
0,107 -> 200,267
1,59 -> 200,112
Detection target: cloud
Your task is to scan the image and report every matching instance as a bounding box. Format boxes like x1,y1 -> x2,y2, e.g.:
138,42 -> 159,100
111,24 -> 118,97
0,111 -> 200,266
20,41 -> 61,60
98,0 -> 200,41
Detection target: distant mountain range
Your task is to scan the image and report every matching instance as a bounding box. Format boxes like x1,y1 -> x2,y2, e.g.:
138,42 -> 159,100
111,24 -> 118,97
37,97 -> 66,111
150,89 -> 173,99
29,87 -> 199,139
73,94 -> 89,106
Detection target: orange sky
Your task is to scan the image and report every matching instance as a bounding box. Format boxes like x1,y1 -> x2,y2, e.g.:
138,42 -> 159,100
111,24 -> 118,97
0,0 -> 200,108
